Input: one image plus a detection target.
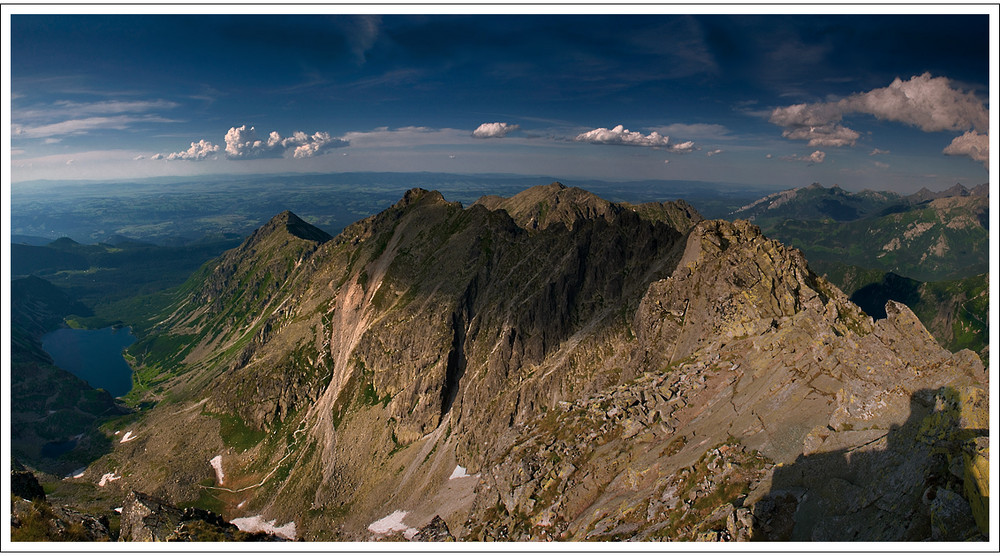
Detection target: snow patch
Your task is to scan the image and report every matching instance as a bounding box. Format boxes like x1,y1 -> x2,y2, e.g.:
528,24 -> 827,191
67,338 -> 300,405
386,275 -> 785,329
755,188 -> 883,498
449,465 -> 470,480
114,507 -> 123,514
368,510 -> 418,538
231,515 -> 296,540
120,431 -> 137,443
98,472 -> 121,487
209,455 -> 225,485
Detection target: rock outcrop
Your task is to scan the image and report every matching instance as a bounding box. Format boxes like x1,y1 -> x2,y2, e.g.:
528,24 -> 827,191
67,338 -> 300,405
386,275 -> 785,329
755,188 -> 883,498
119,491 -> 282,542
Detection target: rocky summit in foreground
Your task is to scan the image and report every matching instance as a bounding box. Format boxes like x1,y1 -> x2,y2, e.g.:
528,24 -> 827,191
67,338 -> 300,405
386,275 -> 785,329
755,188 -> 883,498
52,183 -> 987,542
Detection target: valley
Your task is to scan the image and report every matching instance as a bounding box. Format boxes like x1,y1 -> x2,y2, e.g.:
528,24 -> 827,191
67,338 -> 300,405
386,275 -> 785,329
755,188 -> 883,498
8,178 -> 989,543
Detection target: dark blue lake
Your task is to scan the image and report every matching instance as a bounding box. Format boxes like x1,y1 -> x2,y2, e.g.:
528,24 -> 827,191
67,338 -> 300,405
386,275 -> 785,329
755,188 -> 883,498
41,327 -> 136,398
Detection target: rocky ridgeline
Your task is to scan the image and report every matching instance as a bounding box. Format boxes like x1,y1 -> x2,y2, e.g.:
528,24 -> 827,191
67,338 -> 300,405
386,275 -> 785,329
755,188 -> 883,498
83,184 -> 987,542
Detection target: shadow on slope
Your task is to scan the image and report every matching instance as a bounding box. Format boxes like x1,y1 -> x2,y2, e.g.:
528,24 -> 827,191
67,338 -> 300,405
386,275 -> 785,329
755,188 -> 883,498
751,387 -> 988,541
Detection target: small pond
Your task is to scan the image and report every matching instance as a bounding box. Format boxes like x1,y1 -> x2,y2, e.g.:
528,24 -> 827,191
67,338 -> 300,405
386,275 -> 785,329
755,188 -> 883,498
41,326 -> 137,398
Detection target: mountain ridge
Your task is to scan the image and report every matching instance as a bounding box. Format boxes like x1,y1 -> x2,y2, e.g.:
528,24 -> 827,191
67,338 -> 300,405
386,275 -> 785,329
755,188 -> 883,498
57,184 -> 987,541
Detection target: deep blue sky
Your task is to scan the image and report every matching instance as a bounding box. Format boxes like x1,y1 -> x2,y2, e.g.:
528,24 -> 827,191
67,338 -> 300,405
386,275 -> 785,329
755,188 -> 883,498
7,11 -> 994,192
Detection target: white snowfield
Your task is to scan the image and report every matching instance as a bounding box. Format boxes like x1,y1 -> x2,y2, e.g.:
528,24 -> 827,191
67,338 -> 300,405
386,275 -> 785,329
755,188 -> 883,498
98,472 -> 121,487
449,465 -> 470,480
231,515 -> 297,540
368,510 -> 418,539
120,431 -> 137,443
209,455 -> 225,485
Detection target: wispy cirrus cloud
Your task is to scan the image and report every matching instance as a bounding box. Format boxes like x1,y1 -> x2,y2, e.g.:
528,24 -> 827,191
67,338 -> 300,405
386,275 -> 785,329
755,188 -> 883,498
12,97 -> 180,142
16,99 -> 179,121
770,73 -> 988,166
575,124 -> 696,153
13,114 -> 176,139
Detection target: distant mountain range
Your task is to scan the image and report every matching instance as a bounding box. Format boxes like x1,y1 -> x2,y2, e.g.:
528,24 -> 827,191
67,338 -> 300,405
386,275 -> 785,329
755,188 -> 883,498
14,183 -> 984,542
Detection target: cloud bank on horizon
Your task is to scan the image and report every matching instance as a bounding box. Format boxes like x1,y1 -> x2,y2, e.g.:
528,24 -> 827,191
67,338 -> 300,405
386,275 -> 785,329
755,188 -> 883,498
8,13 -> 991,191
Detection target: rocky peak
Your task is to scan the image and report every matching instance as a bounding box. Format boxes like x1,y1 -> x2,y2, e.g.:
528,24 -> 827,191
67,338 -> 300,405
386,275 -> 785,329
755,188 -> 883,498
474,182 -> 618,231
255,210 -> 333,244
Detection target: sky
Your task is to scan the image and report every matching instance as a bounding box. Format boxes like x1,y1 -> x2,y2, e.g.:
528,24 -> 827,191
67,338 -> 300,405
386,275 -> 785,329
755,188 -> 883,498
5,8 -> 996,193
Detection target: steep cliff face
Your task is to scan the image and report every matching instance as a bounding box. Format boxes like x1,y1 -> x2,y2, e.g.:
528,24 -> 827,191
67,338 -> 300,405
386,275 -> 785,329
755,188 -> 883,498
87,185 -> 987,542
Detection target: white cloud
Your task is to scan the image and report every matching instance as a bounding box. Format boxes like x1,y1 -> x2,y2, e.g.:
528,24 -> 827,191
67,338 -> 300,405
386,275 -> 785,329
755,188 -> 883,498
779,123 -> 860,147
943,130 -> 989,169
151,153 -> 163,160
473,122 -> 520,138
663,159 -> 670,164
164,125 -> 347,161
575,124 -> 696,152
224,124 -> 282,159
765,154 -> 773,159
165,139 -> 221,161
18,99 -> 178,121
770,73 -> 988,164
13,115 -> 173,139
706,149 -> 723,157
873,161 -> 890,169
782,150 -> 826,164
133,154 -> 145,160
869,148 -> 890,156
843,73 -> 987,132
287,131 -> 340,158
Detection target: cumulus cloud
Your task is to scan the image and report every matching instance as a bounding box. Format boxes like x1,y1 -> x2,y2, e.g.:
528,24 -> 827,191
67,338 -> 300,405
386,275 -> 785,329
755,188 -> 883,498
770,73 -> 988,164
782,150 -> 826,164
576,124 -> 696,152
869,148 -> 890,156
706,149 -> 723,157
224,125 -> 282,158
160,125 -> 347,161
165,139 -> 221,161
473,122 -> 520,138
288,131 -> 341,158
943,130 -> 989,169
844,73 -> 987,132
